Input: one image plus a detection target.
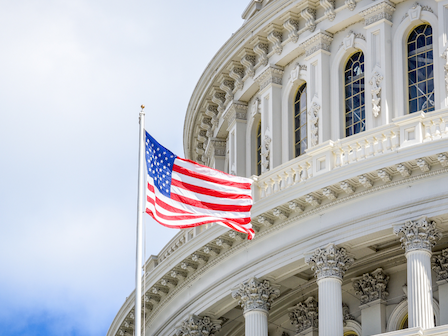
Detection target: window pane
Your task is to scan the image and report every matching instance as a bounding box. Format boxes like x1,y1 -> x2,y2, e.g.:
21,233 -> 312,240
409,85 -> 417,99
345,51 -> 365,137
408,56 -> 416,70
300,111 -> 307,125
409,70 -> 416,84
301,125 -> 307,138
410,99 -> 418,113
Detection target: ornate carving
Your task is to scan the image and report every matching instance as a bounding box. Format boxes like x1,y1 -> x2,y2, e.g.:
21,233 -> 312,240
359,175 -> 373,188
219,77 -> 235,105
345,0 -> 356,11
340,31 -> 366,51
394,216 -> 442,253
432,248 -> 448,281
290,63 -> 307,83
340,181 -> 355,194
266,24 -> 283,55
240,50 -> 256,79
378,169 -> 392,182
171,270 -> 187,281
300,31 -> 333,58
289,201 -> 304,213
261,133 -> 271,172
251,97 -> 260,116
438,154 -> 448,167
322,187 -> 337,200
258,215 -> 274,226
174,315 -> 222,336
343,303 -> 355,324
229,62 -> 245,92
211,89 -> 226,114
416,158 -> 430,172
352,268 -> 389,304
306,243 -> 354,280
305,194 -> 320,207
442,48 -> 448,93
283,15 -> 300,43
255,65 -> 284,91
253,37 -> 269,67
359,0 -> 396,26
288,297 -> 318,332
225,101 -> 248,127
370,72 -> 383,118
301,8 -> 316,32
397,163 -> 411,177
273,208 -> 289,220
308,102 -> 320,146
231,277 -> 281,313
320,0 -> 336,21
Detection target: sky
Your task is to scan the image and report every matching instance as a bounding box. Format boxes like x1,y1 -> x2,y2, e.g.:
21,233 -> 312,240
0,1 -> 248,335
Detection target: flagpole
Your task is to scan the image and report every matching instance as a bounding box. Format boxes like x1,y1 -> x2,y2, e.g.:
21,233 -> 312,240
135,105 -> 145,336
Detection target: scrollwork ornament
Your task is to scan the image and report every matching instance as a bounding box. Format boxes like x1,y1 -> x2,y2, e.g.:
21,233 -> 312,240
432,248 -> 448,281
370,72 -> 383,117
308,102 -> 320,146
174,315 -> 222,336
306,243 -> 354,280
394,216 -> 442,253
288,297 -> 318,332
352,268 -> 389,304
231,277 -> 281,313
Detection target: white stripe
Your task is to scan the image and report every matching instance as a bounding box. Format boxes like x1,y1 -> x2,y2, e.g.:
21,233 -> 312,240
170,184 -> 252,206
175,158 -> 253,185
171,171 -> 252,196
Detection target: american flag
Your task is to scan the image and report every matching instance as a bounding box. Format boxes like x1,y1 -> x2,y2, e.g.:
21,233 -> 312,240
144,131 -> 255,240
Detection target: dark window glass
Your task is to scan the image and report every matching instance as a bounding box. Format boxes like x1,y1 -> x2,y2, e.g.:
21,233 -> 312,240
344,51 -> 365,137
408,24 -> 434,113
294,83 -> 307,157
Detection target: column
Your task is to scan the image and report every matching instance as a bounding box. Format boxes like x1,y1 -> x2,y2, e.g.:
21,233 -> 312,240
174,315 -> 222,335
224,101 -> 248,176
254,65 -> 284,171
359,0 -> 396,127
352,268 -> 389,335
231,277 -> 280,336
394,216 -> 442,329
306,243 -> 354,336
432,248 -> 448,325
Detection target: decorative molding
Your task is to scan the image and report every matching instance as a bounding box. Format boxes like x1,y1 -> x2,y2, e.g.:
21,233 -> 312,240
206,138 -> 227,158
239,48 -> 256,79
255,65 -> 284,91
288,297 -> 318,333
442,48 -> 448,93
394,216 -> 442,253
320,0 -> 336,22
301,7 -> 316,32
352,268 -> 389,304
339,31 -> 366,51
251,97 -> 261,116
252,36 -> 270,68
432,248 -> 448,281
377,169 -> 391,182
261,133 -> 272,172
224,101 -> 248,128
402,3 -> 434,22
265,23 -> 283,55
438,154 -> 448,167
219,75 -> 235,106
358,0 -> 396,27
340,181 -> 355,194
300,31 -> 333,58
228,61 -> 245,92
416,158 -> 430,172
306,243 -> 354,280
305,194 -> 320,207
290,63 -> 307,83
288,201 -> 304,213
231,277 -> 281,313
359,175 -> 373,188
322,187 -> 337,200
283,13 -> 300,43
308,102 -> 320,146
343,303 -> 355,323
273,208 -> 289,220
211,88 -> 226,114
397,163 -> 411,177
258,215 -> 274,226
345,0 -> 356,11
370,72 -> 383,118
174,315 -> 222,336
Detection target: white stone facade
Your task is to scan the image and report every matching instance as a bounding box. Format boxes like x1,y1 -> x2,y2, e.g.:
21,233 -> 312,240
107,0 -> 448,335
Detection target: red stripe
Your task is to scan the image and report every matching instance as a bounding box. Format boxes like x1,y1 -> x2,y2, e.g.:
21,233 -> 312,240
173,164 -> 251,190
147,190 -> 251,225
171,179 -> 252,200
170,192 -> 252,212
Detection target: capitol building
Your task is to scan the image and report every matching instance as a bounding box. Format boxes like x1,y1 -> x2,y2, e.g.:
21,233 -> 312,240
107,0 -> 448,335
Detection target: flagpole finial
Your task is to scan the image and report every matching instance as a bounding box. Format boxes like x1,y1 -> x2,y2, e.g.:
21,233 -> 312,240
141,105 -> 145,110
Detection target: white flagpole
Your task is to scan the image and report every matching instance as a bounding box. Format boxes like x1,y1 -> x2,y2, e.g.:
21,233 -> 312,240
135,105 -> 145,336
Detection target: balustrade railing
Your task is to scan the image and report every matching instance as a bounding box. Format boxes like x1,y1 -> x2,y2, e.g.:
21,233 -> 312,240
255,109 -> 448,201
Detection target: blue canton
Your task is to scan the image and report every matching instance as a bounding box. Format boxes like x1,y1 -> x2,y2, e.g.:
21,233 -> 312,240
145,131 -> 177,198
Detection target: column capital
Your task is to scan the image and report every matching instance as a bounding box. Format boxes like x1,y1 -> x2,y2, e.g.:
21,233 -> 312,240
288,296 -> 318,333
358,0 -> 395,27
224,101 -> 248,130
393,216 -> 442,254
254,65 -> 284,92
306,243 -> 354,280
352,268 -> 389,304
231,277 -> 281,313
174,315 -> 222,336
299,30 -> 333,59
205,138 -> 226,159
432,248 -> 448,282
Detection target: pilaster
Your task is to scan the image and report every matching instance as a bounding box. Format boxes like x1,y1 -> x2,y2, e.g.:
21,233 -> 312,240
231,277 -> 281,336
224,101 -> 248,176
306,243 -> 353,336
255,65 -> 284,171
432,248 -> 448,325
299,31 -> 333,148
205,138 -> 227,172
394,216 -> 442,329
359,0 -> 396,129
352,268 -> 389,335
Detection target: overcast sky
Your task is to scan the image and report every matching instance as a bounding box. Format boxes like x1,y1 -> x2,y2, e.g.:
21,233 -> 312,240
0,1 -> 248,335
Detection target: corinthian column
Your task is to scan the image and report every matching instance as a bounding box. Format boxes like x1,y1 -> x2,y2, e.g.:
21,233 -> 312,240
394,216 -> 442,329
306,243 -> 354,336
231,277 -> 280,336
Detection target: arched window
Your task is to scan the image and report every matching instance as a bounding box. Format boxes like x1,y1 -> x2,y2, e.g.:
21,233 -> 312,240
294,83 -> 307,157
344,51 -> 365,137
256,122 -> 261,175
399,314 -> 408,329
407,24 -> 434,113
344,332 -> 358,336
